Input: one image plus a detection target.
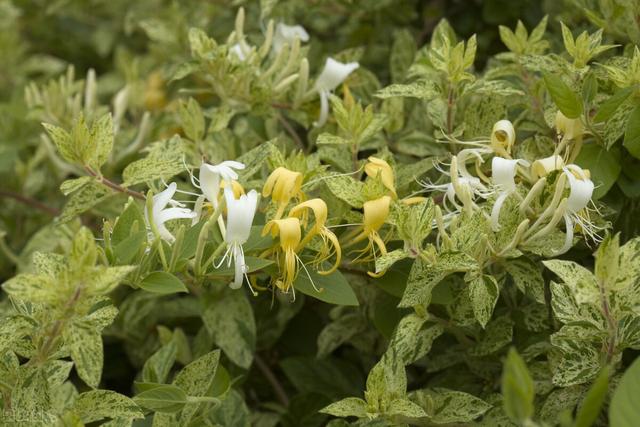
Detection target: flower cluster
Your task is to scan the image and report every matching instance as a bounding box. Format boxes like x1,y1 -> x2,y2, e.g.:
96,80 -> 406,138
424,117 -> 600,255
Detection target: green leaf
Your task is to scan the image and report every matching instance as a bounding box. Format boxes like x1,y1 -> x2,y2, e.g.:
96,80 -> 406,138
324,175 -> 365,208
623,104 -> 640,159
2,273 -> 56,303
317,312 -> 365,358
316,133 -> 349,145
390,29 -> 416,83
139,272 -> 188,295
134,384 -> 188,413
89,113 -> 114,170
574,367 -> 610,427
468,274 -> 499,328
364,354 -> 407,414
142,340 -> 177,384
502,348 -> 534,424
320,397 -> 368,418
42,122 -> 77,164
64,323 -> 103,388
74,390 -> 143,423
594,233 -> 620,290
58,180 -> 111,223
375,81 -> 439,100
293,268 -> 359,306
0,316 -> 34,354
504,258 -> 545,303
543,260 -> 599,305
399,252 -> 477,308
387,314 -> 443,365
387,398 -> 427,418
281,356 -> 364,399
610,357 -> 640,427
543,73 -> 583,118
550,339 -> 600,386
113,231 -> 146,264
575,143 -> 621,198
178,98 -> 205,141
594,87 -> 633,123
617,236 -> 640,292
202,290 -> 256,368
410,388 -> 492,423
172,350 -> 221,423
60,176 -> 92,196
122,135 -> 187,186
112,198 -> 146,246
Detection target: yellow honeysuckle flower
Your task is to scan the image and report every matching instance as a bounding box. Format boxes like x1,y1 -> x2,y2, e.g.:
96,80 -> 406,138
555,111 -> 584,141
343,196 -> 391,277
532,155 -> 565,179
490,120 -> 515,157
290,199 -> 342,275
262,217 -> 302,293
402,196 -> 428,205
221,180 -> 245,198
263,167 -> 304,219
364,157 -> 397,198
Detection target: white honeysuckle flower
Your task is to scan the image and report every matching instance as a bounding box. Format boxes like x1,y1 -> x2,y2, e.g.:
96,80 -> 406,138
230,42 -> 251,61
423,157 -> 490,216
273,23 -> 309,53
145,183 -> 197,243
557,165 -> 598,254
218,188 -> 259,291
314,57 -> 359,127
490,157 -> 531,231
197,161 -> 246,204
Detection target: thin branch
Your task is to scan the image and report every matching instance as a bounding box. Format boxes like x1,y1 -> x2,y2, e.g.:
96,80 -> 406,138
0,190 -> 60,216
254,354 -> 289,407
276,113 -> 306,153
84,166 -> 145,200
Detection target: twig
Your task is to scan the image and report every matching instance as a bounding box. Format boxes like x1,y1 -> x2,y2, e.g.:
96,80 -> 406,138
84,166 -> 145,200
254,354 -> 289,407
0,190 -> 60,216
276,113 -> 306,153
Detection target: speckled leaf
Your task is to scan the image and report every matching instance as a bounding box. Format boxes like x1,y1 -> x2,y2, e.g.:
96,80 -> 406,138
202,290 -> 255,368
324,175 -> 365,208
73,390 -> 143,423
410,388 -> 492,423
504,258 -> 545,303
543,260 -> 599,305
387,314 -> 443,365
320,397 -> 368,418
64,323 -> 103,388
468,274 -> 499,328
551,342 -> 600,386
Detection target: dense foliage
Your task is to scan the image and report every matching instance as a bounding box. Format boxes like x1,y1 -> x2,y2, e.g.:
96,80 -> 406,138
2,0 -> 640,426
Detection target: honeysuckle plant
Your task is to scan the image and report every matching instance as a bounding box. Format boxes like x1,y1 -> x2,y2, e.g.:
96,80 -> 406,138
3,1 -> 640,426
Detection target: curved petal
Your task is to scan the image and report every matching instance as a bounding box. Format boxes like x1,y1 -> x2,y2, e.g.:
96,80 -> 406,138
199,165 -> 221,203
564,169 -> 594,214
492,157 -> 518,192
315,89 -> 329,127
230,245 -> 245,289
156,207 -> 197,225
490,192 -> 510,231
153,183 -> 177,216
315,58 -> 359,92
556,214 -> 574,255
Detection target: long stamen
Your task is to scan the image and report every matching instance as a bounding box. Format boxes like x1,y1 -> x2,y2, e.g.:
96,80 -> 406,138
297,254 -> 322,293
